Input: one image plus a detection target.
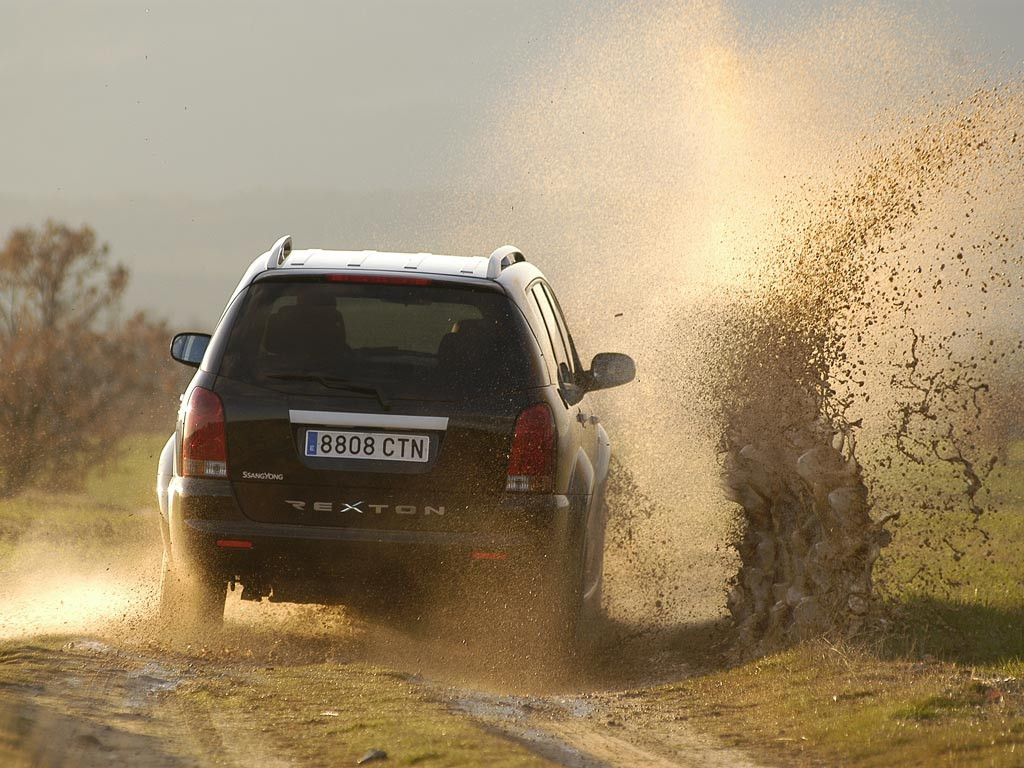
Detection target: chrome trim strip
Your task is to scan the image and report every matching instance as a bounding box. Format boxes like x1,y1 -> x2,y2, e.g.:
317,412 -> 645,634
288,410 -> 449,431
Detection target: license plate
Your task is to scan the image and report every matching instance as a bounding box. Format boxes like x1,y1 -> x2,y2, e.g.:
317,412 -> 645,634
304,429 -> 430,462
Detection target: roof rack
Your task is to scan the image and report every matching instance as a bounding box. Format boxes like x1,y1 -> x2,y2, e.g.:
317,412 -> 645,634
486,245 -> 525,278
266,235 -> 293,269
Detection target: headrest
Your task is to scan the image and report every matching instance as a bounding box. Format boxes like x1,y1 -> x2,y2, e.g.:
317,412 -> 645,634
263,305 -> 347,357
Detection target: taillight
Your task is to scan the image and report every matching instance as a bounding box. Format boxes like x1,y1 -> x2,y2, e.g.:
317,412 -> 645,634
506,404 -> 556,492
182,387 -> 228,478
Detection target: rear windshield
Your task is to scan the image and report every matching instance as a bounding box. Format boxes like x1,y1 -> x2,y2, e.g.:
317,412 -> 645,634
218,279 -> 537,401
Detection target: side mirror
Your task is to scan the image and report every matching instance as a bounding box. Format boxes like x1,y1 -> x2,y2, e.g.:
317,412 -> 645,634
587,352 -> 636,391
170,332 -> 211,368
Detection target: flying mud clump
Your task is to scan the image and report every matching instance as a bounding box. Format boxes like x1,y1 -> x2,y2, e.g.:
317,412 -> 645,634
703,84 -> 1024,655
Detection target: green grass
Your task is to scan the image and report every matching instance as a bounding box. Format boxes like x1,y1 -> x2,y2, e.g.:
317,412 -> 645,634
643,642 -> 1024,768
83,432 -> 169,510
0,433 -> 168,568
871,448 -> 1024,674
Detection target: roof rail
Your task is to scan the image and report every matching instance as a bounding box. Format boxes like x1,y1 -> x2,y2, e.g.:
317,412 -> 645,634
266,235 -> 293,269
486,245 -> 525,278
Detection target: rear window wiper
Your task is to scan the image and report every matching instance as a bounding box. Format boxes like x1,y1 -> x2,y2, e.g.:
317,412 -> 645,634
265,373 -> 390,409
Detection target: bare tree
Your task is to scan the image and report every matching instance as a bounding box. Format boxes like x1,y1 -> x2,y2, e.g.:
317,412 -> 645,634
0,221 -> 176,498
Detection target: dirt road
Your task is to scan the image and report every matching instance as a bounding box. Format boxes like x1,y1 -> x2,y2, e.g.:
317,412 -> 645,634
0,595 -> 766,768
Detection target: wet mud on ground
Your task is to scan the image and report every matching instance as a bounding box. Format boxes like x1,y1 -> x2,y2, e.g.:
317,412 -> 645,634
0,597 -> 766,768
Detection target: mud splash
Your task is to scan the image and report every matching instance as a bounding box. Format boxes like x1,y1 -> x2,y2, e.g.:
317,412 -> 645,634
446,1 -> 1024,649
698,84 -> 1023,650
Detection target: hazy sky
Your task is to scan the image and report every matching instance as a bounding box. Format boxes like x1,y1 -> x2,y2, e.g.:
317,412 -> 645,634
2,1 -> 585,198
1,1 -> 1021,323
3,1 -> 1021,199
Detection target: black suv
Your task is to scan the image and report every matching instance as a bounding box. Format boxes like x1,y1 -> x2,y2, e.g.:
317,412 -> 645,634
157,237 -> 635,644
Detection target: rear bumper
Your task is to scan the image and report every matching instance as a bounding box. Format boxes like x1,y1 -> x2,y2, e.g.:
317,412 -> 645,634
165,476 -> 582,587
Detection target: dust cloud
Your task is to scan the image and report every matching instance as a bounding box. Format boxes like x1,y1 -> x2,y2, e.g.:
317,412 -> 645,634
0,534 -> 159,641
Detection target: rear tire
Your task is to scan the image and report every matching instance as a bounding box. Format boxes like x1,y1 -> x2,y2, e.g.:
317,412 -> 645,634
159,551 -> 227,633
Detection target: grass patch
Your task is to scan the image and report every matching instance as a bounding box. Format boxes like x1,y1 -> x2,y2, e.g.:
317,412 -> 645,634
881,595 -> 1024,669
873,460 -> 1024,675
83,432 -> 169,510
637,641 -> 1024,767
892,694 -> 972,722
0,433 -> 168,569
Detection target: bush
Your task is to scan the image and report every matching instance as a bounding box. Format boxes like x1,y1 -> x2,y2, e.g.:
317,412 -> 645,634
0,221 -> 180,498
